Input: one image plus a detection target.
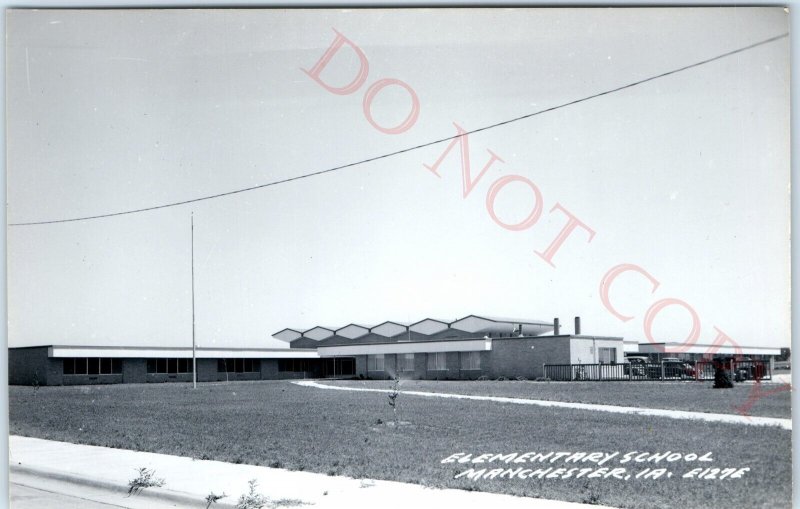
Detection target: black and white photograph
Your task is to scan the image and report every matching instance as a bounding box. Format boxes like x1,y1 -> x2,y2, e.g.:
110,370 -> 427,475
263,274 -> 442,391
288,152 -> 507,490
4,7 -> 793,509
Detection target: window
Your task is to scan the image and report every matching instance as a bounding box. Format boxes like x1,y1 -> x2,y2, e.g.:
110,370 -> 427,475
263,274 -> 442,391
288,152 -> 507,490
427,352 -> 447,371
599,347 -> 617,364
218,358 -> 261,373
147,358 -> 194,374
277,359 -> 310,372
398,353 -> 414,371
460,351 -> 481,370
63,358 -> 122,375
178,358 -> 189,373
367,354 -> 385,371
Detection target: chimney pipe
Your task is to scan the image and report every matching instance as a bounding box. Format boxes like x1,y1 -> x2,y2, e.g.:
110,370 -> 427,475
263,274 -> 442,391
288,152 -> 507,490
575,316 -> 581,335
553,317 -> 560,336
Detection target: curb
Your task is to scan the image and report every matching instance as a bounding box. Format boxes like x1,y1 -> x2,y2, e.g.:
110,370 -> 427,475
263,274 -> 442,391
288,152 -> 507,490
11,462 -> 239,508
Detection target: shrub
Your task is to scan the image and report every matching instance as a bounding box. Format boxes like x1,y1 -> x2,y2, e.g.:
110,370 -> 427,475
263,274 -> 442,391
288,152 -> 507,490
127,467 -> 165,496
237,479 -> 269,509
205,491 -> 227,508
387,376 -> 400,422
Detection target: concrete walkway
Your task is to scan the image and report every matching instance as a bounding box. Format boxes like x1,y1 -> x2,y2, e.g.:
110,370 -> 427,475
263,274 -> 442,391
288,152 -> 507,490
9,435 -> 617,509
293,380 -> 792,431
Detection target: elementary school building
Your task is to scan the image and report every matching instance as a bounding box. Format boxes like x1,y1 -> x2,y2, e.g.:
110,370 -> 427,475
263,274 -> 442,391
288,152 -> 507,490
8,315 -> 624,385
8,314 -> 781,385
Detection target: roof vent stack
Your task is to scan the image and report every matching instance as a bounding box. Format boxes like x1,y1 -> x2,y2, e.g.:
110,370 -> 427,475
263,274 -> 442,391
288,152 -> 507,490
575,316 -> 581,335
553,317 -> 560,336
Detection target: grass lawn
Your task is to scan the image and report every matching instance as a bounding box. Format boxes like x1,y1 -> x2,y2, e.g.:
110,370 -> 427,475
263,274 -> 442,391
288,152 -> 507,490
10,380 -> 791,509
330,379 -> 792,418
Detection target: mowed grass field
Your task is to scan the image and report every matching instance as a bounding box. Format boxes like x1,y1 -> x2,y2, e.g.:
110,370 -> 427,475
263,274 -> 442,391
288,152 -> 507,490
10,380 -> 791,509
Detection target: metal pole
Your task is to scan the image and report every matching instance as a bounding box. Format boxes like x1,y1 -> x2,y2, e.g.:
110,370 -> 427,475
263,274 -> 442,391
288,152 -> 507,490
191,212 -> 197,389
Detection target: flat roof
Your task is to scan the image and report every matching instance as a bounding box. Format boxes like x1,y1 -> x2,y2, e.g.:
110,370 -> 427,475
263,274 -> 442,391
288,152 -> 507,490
10,345 -> 320,359
638,342 -> 781,356
536,333 -> 624,340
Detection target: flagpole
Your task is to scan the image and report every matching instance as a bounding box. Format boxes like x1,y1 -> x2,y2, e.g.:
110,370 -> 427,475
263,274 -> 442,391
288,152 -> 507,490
191,212 -> 196,389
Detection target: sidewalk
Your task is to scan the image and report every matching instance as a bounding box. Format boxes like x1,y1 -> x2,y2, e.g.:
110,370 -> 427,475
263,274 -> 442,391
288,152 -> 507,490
293,381 -> 792,430
9,435 -> 617,509
769,373 -> 792,385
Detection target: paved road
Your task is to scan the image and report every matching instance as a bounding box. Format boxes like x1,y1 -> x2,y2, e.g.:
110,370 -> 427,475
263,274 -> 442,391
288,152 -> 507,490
10,482 -> 130,509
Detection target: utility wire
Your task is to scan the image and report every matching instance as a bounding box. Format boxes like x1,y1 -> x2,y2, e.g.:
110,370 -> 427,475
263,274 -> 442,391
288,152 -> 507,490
9,32 -> 788,227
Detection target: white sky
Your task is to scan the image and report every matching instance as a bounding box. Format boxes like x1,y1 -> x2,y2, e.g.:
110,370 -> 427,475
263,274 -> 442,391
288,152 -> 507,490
6,8 -> 790,350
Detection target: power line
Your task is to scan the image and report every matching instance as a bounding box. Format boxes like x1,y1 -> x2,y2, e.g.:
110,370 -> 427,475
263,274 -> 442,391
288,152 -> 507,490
9,32 -> 788,227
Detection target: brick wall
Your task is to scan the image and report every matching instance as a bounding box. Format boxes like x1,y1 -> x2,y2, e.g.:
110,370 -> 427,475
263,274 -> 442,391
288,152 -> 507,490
123,358 -> 147,383
355,355 -> 368,377
63,374 -> 123,385
261,358 -> 280,379
198,358 -> 223,382
9,347 -> 54,385
489,337 -> 571,379
412,352 -> 426,379
147,373 -> 195,383
446,352 -> 460,379
44,357 -> 63,385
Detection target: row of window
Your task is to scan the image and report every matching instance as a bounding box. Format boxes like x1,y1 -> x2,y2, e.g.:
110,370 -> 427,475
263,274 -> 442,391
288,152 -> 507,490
278,359 -> 314,372
63,358 -> 123,375
217,358 -> 261,373
367,352 -> 481,372
63,353 -> 483,376
146,358 -> 194,374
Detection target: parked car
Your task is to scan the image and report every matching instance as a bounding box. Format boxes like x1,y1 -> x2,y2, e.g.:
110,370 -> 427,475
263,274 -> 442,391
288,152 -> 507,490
662,357 -> 692,379
624,356 -> 649,377
733,359 -> 767,381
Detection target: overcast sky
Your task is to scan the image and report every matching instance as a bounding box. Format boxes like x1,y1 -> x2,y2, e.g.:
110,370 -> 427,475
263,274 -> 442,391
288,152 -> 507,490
7,8 -> 789,350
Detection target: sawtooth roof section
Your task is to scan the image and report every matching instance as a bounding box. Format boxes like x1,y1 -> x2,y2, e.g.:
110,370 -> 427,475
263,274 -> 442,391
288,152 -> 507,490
409,318 -> 450,335
272,328 -> 303,343
303,326 -> 336,341
371,321 -> 409,338
335,324 -> 371,339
